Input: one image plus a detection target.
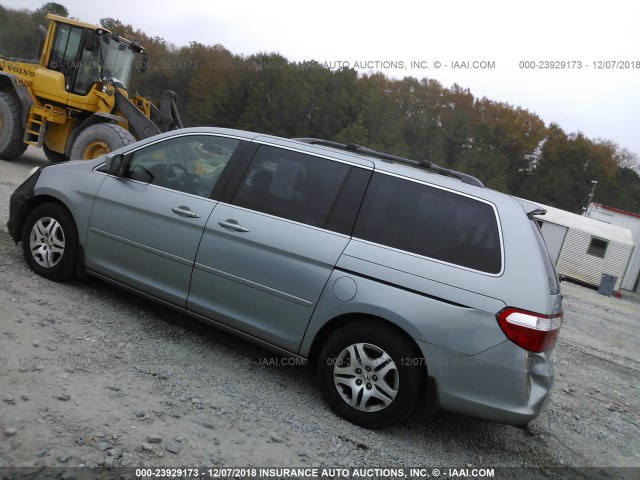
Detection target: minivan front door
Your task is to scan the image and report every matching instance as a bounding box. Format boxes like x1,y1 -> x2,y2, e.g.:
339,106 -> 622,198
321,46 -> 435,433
85,134 -> 244,307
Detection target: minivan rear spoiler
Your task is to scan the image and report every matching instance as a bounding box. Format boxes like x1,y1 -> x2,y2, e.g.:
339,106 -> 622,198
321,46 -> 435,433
514,197 -> 547,218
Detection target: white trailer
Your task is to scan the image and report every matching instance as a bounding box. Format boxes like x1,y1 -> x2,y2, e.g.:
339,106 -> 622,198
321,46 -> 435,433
534,204 -> 634,293
587,203 -> 640,292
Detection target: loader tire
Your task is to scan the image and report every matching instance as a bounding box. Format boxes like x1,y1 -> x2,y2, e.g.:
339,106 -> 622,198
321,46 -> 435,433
70,123 -> 135,160
0,92 -> 28,161
43,145 -> 69,163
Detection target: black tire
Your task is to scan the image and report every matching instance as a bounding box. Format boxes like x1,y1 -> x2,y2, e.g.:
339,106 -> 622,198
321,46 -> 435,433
70,123 -> 135,160
0,91 -> 28,160
22,203 -> 78,281
317,321 -> 425,429
43,144 -> 69,163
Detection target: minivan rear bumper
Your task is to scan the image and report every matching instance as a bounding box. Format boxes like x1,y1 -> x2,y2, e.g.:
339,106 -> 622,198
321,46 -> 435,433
417,339 -> 555,425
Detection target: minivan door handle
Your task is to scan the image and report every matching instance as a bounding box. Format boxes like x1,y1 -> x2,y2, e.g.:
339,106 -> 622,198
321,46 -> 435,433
218,219 -> 250,233
171,206 -> 200,218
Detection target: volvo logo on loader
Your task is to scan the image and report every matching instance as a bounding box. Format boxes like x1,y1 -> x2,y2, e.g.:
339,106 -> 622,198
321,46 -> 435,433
5,64 -> 36,77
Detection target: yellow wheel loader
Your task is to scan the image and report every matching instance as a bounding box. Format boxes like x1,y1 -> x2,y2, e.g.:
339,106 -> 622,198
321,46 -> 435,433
0,14 -> 182,162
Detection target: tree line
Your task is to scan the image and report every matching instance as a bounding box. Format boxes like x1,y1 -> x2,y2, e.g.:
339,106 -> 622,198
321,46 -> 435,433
2,3 -> 639,214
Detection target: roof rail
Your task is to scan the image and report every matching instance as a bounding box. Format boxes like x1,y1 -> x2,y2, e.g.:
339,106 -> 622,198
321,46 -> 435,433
294,138 -> 485,188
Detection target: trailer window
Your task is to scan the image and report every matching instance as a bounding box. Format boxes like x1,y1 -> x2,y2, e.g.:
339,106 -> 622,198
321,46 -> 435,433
587,237 -> 608,259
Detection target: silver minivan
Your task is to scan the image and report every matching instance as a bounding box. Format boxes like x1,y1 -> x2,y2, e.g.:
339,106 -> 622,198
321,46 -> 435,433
8,127 -> 563,429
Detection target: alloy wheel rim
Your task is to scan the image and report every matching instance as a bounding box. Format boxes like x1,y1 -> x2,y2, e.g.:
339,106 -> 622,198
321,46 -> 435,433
333,342 -> 399,412
29,217 -> 65,268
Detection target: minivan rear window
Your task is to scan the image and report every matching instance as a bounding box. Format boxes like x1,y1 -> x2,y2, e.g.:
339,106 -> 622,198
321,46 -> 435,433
530,218 -> 561,294
353,173 -> 502,274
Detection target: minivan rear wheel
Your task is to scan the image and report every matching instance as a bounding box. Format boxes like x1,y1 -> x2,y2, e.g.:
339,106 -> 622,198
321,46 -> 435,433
317,321 -> 424,429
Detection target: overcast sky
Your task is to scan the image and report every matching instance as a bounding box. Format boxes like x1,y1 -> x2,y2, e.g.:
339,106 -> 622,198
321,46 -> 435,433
7,0 -> 640,159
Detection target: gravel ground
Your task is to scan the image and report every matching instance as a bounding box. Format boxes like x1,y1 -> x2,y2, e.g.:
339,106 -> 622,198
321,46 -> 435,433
1,150 -> 639,478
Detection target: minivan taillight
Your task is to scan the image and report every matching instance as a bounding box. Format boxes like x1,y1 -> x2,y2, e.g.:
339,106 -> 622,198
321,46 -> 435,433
496,308 -> 563,353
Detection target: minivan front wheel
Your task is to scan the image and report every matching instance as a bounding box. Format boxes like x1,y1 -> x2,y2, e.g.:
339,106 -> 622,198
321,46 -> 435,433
22,203 -> 78,281
317,321 -> 424,429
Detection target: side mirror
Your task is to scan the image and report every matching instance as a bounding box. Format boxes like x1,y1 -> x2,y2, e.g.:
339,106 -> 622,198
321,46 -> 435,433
106,153 -> 125,176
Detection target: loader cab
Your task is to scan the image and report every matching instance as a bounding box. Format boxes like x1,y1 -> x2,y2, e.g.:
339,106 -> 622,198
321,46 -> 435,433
44,15 -> 141,96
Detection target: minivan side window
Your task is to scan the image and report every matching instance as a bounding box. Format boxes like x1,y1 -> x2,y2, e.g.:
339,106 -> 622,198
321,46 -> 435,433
353,173 -> 502,274
126,135 -> 241,198
233,145 -> 351,229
